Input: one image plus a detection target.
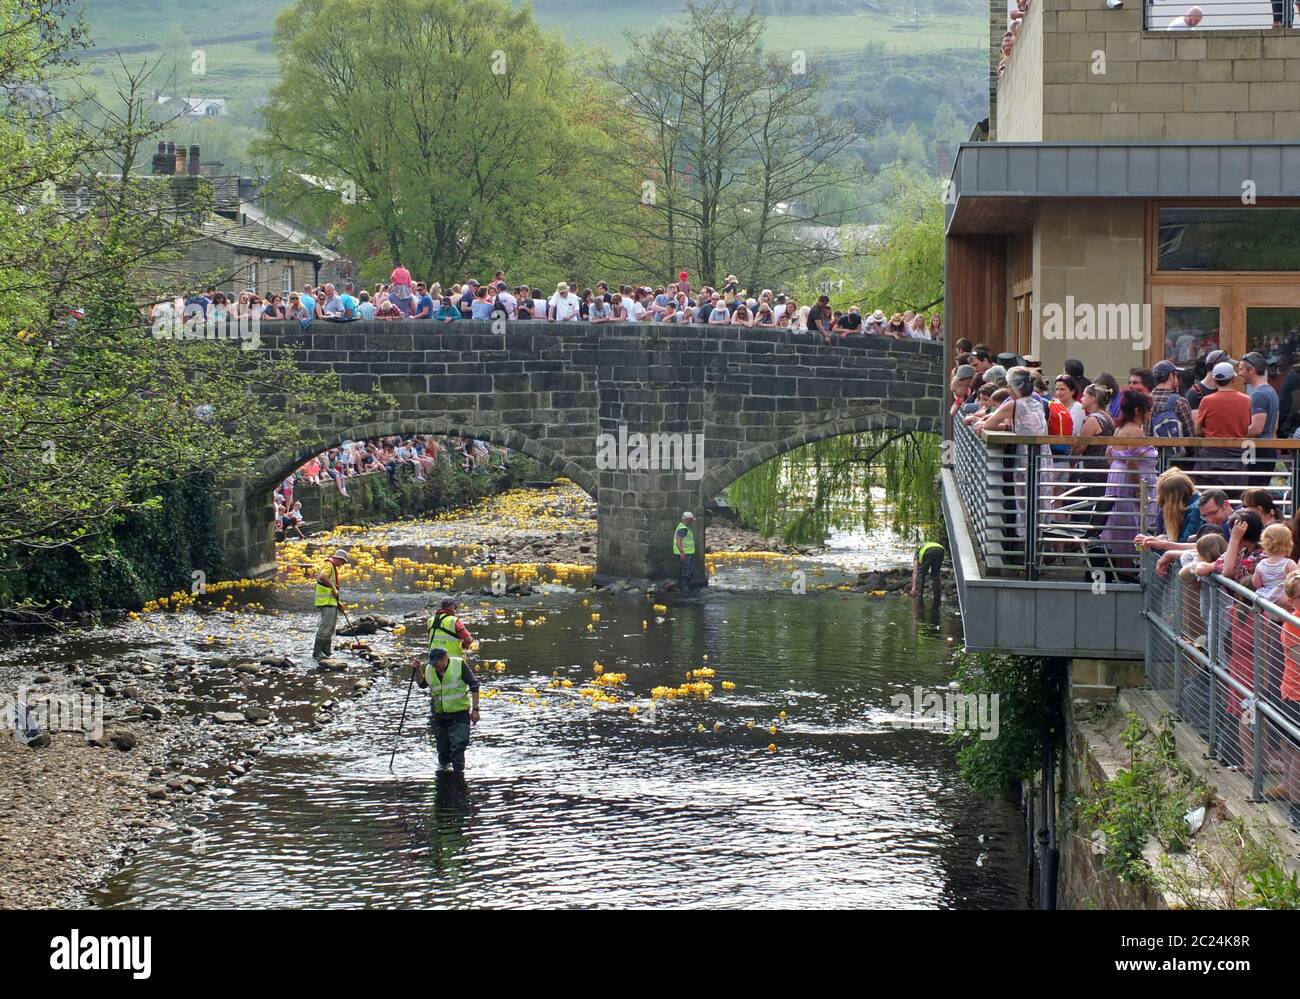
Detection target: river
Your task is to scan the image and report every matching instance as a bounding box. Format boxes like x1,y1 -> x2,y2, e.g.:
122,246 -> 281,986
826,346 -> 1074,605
16,496 -> 1029,909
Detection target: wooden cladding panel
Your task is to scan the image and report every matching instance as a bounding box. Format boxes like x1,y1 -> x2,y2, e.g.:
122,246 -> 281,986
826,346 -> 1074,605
947,234 -> 1008,353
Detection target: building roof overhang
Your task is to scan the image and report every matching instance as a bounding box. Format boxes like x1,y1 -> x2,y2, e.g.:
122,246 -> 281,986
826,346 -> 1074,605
947,140 -> 1300,235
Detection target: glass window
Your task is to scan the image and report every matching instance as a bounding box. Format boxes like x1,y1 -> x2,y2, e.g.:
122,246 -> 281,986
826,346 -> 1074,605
1161,306 -> 1220,367
1157,208 -> 1300,272
1246,307 -> 1300,436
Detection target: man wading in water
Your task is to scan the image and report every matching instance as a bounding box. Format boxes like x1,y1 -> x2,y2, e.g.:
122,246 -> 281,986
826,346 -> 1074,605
410,598 -> 480,773
313,548 -> 350,660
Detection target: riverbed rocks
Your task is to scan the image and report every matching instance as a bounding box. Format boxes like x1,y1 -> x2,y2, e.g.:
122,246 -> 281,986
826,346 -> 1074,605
210,711 -> 247,724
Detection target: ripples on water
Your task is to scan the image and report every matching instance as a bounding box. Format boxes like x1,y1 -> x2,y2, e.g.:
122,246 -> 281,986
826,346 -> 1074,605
66,546 -> 1029,910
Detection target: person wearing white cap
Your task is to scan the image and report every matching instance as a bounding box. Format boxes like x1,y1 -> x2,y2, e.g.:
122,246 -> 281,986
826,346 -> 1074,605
1194,360 -> 1252,487
313,548 -> 350,660
673,511 -> 698,588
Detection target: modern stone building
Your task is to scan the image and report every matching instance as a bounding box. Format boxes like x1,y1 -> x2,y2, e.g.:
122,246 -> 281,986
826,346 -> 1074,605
948,0 -> 1300,378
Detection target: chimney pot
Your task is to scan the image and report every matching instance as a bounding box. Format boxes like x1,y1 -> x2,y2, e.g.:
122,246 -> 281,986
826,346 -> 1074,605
188,145 -> 201,176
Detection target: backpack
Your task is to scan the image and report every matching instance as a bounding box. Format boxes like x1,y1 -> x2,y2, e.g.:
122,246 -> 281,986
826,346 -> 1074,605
1047,399 -> 1072,455
1151,392 -> 1183,438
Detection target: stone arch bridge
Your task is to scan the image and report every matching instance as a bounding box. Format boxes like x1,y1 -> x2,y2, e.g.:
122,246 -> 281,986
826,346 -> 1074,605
221,321 -> 944,582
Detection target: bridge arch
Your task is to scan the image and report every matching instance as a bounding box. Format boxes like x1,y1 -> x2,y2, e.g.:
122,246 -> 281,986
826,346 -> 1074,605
218,321 -> 944,582
700,411 -> 941,502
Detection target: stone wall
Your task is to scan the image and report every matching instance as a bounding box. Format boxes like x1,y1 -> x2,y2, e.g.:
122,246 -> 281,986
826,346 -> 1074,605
997,0 -> 1045,141
1032,198 -> 1147,376
995,0 -> 1300,141
220,321 -> 944,581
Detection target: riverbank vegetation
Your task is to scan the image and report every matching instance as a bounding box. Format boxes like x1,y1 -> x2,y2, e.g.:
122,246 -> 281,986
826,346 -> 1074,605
1077,711 -> 1300,909
947,651 -> 1061,799
0,2 -> 377,619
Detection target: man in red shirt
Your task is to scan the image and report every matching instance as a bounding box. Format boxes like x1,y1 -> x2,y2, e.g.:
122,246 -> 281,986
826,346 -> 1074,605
1195,360 -> 1251,488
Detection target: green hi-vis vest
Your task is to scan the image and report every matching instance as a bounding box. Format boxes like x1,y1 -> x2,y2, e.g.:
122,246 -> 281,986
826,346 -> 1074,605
673,522 -> 696,556
314,564 -> 339,607
428,613 -> 462,658
426,656 -> 471,714
917,541 -> 945,561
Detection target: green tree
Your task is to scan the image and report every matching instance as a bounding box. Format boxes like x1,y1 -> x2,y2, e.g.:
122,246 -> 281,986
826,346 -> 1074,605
258,0 -> 629,286
0,1 -> 376,607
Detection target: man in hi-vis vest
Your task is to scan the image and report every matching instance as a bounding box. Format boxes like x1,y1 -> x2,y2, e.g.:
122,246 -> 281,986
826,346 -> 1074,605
909,540 -> 945,600
410,597 -> 480,773
412,647 -> 481,773
313,548 -> 350,659
673,511 -> 698,588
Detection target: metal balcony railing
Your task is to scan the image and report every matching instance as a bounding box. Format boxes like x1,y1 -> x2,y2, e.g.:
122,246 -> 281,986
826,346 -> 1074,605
1144,557 -> 1300,820
951,419 -> 1300,583
1144,0 -> 1296,31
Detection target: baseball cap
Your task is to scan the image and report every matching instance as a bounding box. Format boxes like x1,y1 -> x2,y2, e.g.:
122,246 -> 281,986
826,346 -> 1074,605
1204,349 -> 1231,367
1212,361 -> 1236,383
1152,359 -> 1180,380
955,364 -> 976,380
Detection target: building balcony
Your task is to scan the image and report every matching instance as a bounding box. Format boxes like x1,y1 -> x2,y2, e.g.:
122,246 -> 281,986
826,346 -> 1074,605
942,418 -> 1300,660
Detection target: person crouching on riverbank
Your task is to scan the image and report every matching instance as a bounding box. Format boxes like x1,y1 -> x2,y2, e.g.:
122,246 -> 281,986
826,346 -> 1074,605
412,648 -> 481,774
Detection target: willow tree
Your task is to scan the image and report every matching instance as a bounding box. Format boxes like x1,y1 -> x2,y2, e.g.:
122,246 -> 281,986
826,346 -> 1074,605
0,2 -> 376,606
725,180 -> 946,546
258,0 -> 633,286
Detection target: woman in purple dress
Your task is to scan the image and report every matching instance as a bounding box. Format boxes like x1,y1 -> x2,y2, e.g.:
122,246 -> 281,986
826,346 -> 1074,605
1101,389 -> 1158,560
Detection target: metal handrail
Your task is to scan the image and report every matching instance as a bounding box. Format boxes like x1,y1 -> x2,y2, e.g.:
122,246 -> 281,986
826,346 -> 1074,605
951,421 -> 1300,581
1144,0 -> 1297,30
1142,556 -> 1300,812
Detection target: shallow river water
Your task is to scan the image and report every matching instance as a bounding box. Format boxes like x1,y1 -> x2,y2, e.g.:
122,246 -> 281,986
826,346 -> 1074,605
62,516 -> 1029,909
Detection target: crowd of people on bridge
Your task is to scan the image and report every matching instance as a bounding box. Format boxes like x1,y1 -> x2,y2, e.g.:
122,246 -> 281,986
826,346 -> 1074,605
156,267 -> 943,343
952,339 -> 1300,808
273,434 -> 503,539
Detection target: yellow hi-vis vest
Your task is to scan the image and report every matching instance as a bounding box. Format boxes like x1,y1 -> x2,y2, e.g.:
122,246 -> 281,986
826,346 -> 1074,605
426,656 -> 471,714
428,613 -> 462,658
917,541 -> 945,561
673,522 -> 696,555
314,563 -> 339,607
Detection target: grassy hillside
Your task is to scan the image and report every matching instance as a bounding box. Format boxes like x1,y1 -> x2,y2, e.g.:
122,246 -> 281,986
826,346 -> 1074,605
68,0 -> 989,209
